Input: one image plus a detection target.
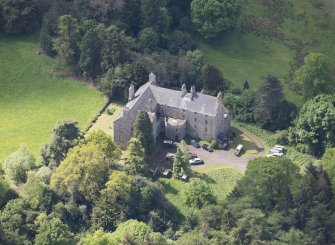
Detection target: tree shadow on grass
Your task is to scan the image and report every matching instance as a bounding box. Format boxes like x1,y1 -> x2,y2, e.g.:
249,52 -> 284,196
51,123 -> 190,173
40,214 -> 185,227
199,173 -> 216,184
159,181 -> 179,195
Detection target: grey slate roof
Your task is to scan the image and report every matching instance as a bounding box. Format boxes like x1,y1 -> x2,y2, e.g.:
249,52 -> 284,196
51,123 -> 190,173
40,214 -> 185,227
118,81 -> 226,119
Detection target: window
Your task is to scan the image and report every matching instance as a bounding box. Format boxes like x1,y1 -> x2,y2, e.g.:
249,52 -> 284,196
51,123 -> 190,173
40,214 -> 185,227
182,115 -> 185,119
119,125 -> 122,130
205,127 -> 208,132
131,127 -> 133,132
194,118 -> 197,121
176,128 -> 179,132
194,125 -> 197,129
205,115 -> 208,117
183,109 -> 185,112
205,120 -> 208,124
194,112 -> 197,115
119,134 -> 123,141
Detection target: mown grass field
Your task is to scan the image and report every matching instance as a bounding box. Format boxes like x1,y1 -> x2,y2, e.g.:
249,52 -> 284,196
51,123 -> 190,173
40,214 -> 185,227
199,0 -> 335,107
0,34 -> 105,161
159,167 -> 242,217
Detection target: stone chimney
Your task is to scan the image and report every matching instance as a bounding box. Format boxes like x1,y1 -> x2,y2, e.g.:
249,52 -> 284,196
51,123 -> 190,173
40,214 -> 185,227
190,85 -> 196,99
149,72 -> 157,85
128,84 -> 135,101
181,83 -> 187,97
216,91 -> 223,112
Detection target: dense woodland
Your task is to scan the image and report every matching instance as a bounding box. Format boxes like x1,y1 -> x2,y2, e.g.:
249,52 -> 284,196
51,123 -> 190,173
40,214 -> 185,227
1,0 -> 335,244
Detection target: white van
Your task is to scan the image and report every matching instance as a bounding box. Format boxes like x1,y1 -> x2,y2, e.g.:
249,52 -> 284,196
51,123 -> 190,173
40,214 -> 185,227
235,144 -> 243,156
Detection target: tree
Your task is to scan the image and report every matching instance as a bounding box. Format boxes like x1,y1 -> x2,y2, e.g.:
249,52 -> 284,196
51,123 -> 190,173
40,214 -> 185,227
322,148 -> 335,188
34,218 -> 75,245
40,120 -> 81,167
53,15 -> 80,67
112,219 -> 168,244
140,0 -> 168,33
125,138 -> 148,176
91,171 -> 132,231
184,179 -> 216,208
186,49 -> 204,75
230,208 -> 269,244
50,144 -> 110,203
243,80 -> 250,90
173,141 -> 189,178
101,25 -> 129,72
84,130 -> 121,160
138,27 -> 159,50
0,199 -> 37,244
191,0 -> 240,39
0,175 -> 15,208
166,30 -> 196,54
82,229 -> 117,245
3,145 -> 35,184
240,157 -> 300,211
253,75 -> 283,130
134,111 -> 154,157
40,0 -> 72,56
0,0 -> 42,33
287,95 -> 335,156
202,64 -> 229,93
271,228 -> 312,245
293,53 -> 334,100
99,65 -> 128,100
79,28 -> 102,79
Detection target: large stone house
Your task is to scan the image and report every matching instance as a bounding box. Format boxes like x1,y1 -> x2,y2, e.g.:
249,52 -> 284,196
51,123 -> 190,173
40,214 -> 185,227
113,73 -> 230,147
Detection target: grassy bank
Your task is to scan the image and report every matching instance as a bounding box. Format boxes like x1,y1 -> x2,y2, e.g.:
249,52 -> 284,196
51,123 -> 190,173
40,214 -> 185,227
0,33 -> 104,161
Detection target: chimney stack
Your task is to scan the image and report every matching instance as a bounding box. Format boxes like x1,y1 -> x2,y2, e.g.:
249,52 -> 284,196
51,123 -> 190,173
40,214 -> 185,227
181,83 -> 187,97
190,85 -> 196,99
128,84 -> 135,101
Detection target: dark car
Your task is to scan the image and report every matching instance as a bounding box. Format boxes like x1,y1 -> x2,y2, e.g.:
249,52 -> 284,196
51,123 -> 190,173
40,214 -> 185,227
163,140 -> 175,148
190,140 -> 200,148
202,144 -> 213,152
189,152 -> 197,159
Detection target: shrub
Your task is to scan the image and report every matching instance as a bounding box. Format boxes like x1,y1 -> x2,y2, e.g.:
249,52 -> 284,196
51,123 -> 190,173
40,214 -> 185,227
105,107 -> 116,115
3,145 -> 35,184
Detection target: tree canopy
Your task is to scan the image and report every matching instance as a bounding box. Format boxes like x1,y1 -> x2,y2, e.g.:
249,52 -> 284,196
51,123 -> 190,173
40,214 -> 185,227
287,94 -> 335,156
134,111 -> 154,157
294,53 -> 334,100
191,0 -> 240,39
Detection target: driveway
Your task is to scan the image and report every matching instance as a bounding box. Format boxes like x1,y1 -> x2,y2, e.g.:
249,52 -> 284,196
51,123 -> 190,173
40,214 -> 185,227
150,126 -> 266,173
188,145 -> 253,173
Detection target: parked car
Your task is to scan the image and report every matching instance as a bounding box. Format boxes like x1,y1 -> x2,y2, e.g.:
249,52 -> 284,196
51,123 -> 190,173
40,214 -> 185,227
235,144 -> 243,156
189,152 -> 197,159
163,140 -> 175,148
161,169 -> 172,178
190,140 -> 200,148
181,174 -> 189,182
189,158 -> 204,165
165,153 -> 174,162
202,144 -> 213,152
219,142 -> 229,150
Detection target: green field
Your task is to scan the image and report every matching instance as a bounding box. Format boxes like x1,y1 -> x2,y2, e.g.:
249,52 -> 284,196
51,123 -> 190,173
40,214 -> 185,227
159,167 -> 242,216
0,34 -> 105,161
199,0 -> 335,107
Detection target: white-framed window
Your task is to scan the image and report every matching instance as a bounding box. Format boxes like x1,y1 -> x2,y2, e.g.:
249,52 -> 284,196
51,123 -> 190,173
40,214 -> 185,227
119,134 -> 123,141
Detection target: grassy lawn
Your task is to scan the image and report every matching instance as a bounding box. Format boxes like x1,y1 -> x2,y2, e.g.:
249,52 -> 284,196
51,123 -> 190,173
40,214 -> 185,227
199,0 -> 335,108
0,33 -> 105,161
159,167 -> 242,217
88,103 -> 123,138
